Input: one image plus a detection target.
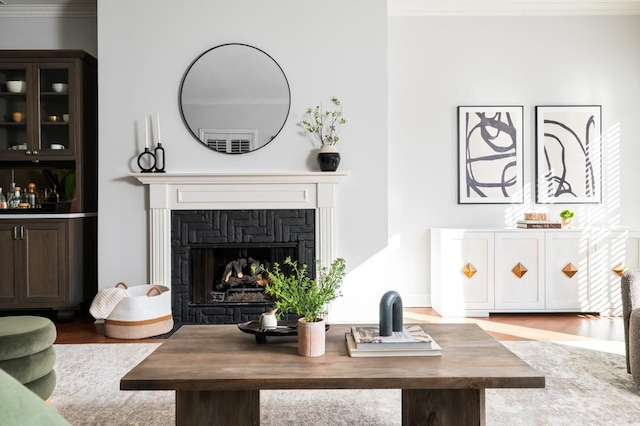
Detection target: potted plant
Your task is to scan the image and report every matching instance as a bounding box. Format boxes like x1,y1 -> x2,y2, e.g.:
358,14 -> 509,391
559,210 -> 575,228
264,256 -> 346,356
299,97 -> 347,171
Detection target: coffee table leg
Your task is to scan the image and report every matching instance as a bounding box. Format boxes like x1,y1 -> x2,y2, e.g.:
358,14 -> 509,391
176,390 -> 260,426
402,389 -> 485,426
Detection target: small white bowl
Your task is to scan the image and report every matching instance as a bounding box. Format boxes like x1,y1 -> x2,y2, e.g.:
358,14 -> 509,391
52,83 -> 68,93
9,144 -> 27,150
51,144 -> 65,150
6,80 -> 26,93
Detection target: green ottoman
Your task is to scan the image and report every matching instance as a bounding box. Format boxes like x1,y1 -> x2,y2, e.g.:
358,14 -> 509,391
0,369 -> 69,425
0,316 -> 57,400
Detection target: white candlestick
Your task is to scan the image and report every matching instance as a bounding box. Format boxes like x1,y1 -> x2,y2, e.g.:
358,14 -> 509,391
156,113 -> 162,144
145,116 -> 150,149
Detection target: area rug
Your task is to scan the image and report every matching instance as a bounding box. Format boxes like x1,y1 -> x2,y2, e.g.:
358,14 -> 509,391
51,341 -> 640,425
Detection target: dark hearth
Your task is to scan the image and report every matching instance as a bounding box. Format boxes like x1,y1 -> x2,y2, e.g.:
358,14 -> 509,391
172,209 -> 315,324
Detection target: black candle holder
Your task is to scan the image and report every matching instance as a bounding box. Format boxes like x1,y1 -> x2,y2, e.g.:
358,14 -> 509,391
137,147 -> 156,173
154,143 -> 166,173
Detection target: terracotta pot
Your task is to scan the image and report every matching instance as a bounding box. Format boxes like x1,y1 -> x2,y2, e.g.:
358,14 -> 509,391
297,318 -> 325,357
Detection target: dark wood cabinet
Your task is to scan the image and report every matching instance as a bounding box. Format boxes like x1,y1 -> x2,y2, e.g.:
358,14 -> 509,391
0,50 -> 97,315
0,50 -> 97,212
0,217 -> 97,313
1,220 -> 66,306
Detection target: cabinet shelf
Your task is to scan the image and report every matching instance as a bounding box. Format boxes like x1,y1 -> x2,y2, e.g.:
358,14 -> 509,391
0,202 -> 71,214
0,121 -> 69,128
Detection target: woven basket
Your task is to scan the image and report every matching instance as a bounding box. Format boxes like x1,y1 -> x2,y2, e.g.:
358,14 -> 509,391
104,282 -> 174,339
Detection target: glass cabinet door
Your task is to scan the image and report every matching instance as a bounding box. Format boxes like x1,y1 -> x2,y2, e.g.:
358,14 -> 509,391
38,65 -> 73,154
0,64 -> 30,154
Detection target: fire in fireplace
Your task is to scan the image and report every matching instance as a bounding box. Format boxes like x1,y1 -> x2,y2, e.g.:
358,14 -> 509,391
190,243 -> 297,304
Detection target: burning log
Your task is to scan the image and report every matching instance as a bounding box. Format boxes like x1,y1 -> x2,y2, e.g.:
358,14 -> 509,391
219,257 -> 270,289
223,258 -> 247,283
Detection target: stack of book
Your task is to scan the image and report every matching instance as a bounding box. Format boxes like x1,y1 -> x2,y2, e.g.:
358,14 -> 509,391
516,220 -> 561,229
345,324 -> 441,357
516,212 -> 561,229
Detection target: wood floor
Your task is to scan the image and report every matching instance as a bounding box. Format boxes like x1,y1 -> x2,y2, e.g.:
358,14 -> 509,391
53,308 -> 625,344
404,308 -> 625,342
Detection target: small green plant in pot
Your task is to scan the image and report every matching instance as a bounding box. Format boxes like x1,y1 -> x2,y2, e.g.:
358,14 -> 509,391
265,256 -> 346,356
559,210 -> 575,228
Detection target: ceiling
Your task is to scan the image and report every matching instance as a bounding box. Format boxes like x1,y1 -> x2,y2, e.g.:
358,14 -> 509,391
0,0 -> 93,5
0,0 -> 95,16
389,0 -> 640,16
1,0 -> 639,16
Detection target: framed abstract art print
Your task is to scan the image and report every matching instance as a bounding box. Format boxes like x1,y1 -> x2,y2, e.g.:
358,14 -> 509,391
458,105 -> 524,204
535,105 -> 602,204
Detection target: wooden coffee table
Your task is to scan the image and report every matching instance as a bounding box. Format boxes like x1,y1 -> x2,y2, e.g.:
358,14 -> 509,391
121,323 -> 544,426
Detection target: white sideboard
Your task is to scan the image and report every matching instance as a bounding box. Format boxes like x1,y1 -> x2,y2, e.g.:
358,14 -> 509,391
430,228 -> 640,317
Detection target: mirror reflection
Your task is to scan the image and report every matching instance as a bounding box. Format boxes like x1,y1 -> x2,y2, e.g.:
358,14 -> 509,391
179,43 -> 290,154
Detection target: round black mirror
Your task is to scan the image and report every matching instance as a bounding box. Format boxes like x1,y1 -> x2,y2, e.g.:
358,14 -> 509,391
179,44 -> 291,154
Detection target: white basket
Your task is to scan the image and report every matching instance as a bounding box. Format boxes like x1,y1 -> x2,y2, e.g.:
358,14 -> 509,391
104,282 -> 174,339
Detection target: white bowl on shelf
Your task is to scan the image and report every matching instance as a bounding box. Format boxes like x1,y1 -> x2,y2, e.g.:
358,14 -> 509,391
51,144 -> 65,150
6,80 -> 26,93
52,83 -> 68,93
9,144 -> 27,150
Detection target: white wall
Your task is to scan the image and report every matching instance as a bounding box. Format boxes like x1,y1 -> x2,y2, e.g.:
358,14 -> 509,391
97,0 -> 389,321
389,15 -> 640,307
0,16 -> 97,56
5,7 -> 640,322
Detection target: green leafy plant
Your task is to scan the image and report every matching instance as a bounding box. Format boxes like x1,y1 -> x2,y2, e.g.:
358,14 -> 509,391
43,168 -> 75,201
299,96 -> 347,146
559,210 -> 575,219
264,257 -> 346,322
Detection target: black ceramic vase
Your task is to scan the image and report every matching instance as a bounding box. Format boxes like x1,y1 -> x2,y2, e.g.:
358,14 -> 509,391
317,146 -> 341,172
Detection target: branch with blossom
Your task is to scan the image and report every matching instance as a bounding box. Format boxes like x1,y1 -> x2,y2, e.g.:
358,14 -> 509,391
299,97 -> 347,146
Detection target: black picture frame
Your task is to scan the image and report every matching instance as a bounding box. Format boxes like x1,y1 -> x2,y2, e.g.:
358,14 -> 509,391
458,105 -> 524,204
535,105 -> 602,204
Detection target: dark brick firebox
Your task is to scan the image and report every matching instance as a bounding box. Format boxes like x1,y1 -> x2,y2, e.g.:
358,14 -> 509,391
171,209 -> 315,324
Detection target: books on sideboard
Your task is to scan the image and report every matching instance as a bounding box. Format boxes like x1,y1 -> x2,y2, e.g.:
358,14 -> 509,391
516,220 -> 562,229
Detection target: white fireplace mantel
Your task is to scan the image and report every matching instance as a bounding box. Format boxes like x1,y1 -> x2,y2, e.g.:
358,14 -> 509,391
132,172 -> 347,287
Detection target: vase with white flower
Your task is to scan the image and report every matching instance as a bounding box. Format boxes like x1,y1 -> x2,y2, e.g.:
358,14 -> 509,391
299,96 -> 347,171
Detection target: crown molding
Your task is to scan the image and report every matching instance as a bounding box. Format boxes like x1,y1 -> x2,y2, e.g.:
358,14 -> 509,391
389,0 -> 640,17
1,1 -> 637,18
0,5 -> 96,18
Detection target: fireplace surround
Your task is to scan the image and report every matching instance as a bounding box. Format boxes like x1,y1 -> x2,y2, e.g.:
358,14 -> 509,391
133,172 -> 346,323
172,209 -> 315,323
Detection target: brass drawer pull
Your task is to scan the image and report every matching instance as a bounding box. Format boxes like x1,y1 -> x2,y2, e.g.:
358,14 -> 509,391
512,263 -> 528,278
613,263 -> 627,277
562,263 -> 578,278
461,263 -> 477,279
